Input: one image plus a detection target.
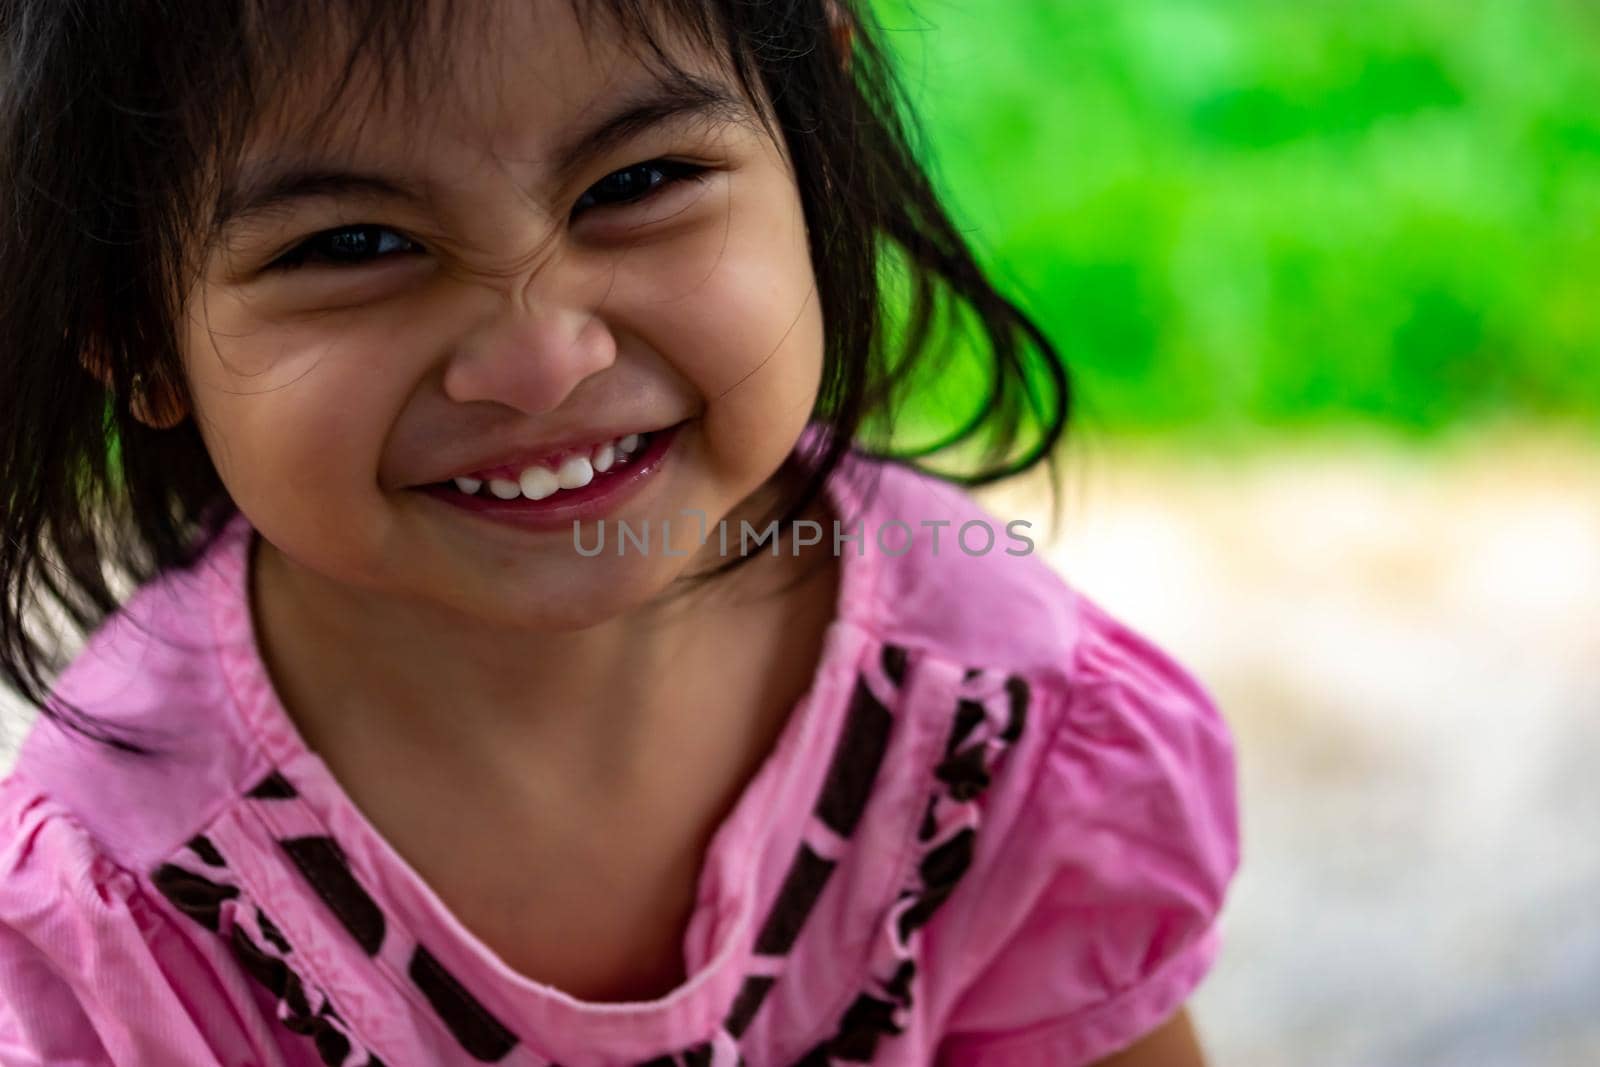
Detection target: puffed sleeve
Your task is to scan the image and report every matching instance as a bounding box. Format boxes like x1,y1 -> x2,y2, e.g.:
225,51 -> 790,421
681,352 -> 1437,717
932,595 -> 1241,1066
0,774 -> 243,1066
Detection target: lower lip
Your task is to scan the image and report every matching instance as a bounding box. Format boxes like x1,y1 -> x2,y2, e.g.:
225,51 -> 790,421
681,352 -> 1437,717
413,423 -> 681,533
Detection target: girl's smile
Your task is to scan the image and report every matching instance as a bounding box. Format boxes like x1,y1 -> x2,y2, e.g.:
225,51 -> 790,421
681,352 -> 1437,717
413,419 -> 682,534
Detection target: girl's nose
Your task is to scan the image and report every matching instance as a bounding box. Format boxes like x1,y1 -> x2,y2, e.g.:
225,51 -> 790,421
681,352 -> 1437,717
441,290 -> 618,415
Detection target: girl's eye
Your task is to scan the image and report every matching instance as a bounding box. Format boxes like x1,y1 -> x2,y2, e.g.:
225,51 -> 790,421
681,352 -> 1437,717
271,225 -> 422,272
264,160 -> 709,272
574,160 -> 710,215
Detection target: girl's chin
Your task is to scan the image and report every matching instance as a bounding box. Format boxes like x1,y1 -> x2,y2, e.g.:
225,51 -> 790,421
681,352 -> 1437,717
424,553 -> 712,631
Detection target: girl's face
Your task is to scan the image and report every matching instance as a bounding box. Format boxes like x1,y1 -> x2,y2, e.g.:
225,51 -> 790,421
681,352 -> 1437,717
180,1 -> 825,629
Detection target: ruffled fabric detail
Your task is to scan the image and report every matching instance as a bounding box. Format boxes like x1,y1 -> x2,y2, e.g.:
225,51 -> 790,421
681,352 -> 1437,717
152,835 -> 387,1067
788,663 -> 1030,1063
928,590 -> 1240,1066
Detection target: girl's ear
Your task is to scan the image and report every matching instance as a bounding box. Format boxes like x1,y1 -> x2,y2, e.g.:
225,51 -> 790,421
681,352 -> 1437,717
128,372 -> 190,431
77,345 -> 190,431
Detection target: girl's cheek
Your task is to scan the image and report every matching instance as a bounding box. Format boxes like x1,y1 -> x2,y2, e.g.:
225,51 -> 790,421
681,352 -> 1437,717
598,161 -> 806,303
604,198 -> 815,383
182,301 -> 425,480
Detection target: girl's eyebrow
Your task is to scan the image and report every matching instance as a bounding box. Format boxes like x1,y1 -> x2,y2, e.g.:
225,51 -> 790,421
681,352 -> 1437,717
215,70 -> 756,230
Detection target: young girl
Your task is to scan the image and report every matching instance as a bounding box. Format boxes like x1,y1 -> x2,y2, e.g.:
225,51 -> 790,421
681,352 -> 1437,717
0,2 -> 1238,1064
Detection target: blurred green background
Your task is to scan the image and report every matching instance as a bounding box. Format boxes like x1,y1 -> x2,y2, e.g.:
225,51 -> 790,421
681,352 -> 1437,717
869,0 -> 1600,444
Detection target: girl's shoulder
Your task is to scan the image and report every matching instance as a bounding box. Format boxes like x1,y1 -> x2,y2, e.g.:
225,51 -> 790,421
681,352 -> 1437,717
0,538 -> 249,1054
837,456 -> 1240,1063
0,515 -> 330,1063
0,766 -> 290,1064
2,513 -> 264,872
0,770 -> 154,1055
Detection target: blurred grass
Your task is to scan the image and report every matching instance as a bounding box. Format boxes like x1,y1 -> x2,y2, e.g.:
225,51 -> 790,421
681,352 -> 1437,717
869,0 -> 1600,445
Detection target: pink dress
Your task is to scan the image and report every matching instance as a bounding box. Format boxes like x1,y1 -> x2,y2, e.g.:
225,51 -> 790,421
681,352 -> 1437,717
0,447 -> 1239,1066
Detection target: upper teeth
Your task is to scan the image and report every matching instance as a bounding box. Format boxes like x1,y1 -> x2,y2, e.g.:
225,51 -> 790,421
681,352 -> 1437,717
451,432 -> 646,499
519,466 -> 558,501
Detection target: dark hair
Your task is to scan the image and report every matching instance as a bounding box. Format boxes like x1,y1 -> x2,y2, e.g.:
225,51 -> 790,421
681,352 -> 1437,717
0,0 -> 1070,750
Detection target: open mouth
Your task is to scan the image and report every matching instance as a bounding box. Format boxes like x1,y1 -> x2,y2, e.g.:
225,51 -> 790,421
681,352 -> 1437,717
423,428 -> 660,503
412,421 -> 683,528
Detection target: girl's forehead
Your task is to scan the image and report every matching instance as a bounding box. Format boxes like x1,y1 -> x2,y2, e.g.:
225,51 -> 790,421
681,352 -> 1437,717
238,0 -> 739,166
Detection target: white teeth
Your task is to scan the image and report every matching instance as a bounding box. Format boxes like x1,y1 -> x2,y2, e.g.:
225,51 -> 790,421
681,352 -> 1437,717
518,465 -> 559,501
452,431 -> 648,502
556,455 -> 594,490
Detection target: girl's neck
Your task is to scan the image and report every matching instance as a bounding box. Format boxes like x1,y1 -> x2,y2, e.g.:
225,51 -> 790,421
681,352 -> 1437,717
247,479 -> 841,803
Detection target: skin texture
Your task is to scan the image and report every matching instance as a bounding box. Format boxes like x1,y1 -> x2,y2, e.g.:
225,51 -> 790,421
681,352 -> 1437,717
1087,1007 -> 1208,1066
